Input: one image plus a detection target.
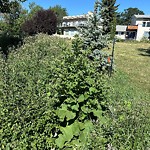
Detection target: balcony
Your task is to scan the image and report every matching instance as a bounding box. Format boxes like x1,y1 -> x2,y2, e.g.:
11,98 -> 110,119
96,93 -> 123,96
59,21 -> 87,28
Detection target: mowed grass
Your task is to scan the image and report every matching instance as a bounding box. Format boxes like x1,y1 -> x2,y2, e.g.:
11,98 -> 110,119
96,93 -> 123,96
114,42 -> 150,93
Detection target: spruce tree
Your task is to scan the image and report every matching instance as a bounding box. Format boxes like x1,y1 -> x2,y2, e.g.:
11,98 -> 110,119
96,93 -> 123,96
100,0 -> 118,39
79,0 -> 110,71
80,0 -> 109,51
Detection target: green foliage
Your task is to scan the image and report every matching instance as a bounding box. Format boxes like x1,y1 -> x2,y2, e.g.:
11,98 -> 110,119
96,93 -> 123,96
0,32 -> 149,149
80,1 -> 109,51
50,5 -> 68,25
22,9 -> 57,35
50,5 -> 68,34
52,37 -> 110,149
0,8 -> 25,58
0,32 -> 22,59
79,0 -> 112,73
27,2 -> 43,19
116,7 -> 145,25
0,0 -> 26,13
107,71 -> 150,149
0,33 -> 110,149
0,34 -> 67,149
1,3 -> 28,35
100,0 -> 119,38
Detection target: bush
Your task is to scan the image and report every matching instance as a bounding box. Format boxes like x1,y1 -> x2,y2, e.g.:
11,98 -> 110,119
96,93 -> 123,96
22,9 -> 57,35
0,34 -> 68,149
0,33 -> 22,59
0,33 -> 111,149
52,37 -> 110,149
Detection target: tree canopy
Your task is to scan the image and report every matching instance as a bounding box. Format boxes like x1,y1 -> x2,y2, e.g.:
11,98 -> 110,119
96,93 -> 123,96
116,7 -> 145,25
100,0 -> 119,39
49,5 -> 68,25
27,2 -> 43,19
22,9 -> 57,35
0,0 -> 26,13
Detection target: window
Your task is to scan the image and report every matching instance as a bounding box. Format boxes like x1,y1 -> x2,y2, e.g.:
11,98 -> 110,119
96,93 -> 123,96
115,32 -> 118,35
121,32 -> 124,35
147,22 -> 150,27
62,23 -> 66,27
142,22 -> 146,27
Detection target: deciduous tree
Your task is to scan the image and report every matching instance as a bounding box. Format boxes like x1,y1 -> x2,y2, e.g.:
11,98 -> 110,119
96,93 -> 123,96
22,9 -> 57,35
0,0 -> 25,13
27,2 -> 43,19
116,7 -> 144,25
49,5 -> 68,25
1,3 -> 28,35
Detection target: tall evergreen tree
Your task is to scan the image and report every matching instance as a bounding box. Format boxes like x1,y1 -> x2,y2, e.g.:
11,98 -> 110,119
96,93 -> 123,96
79,0 -> 110,71
100,0 -> 119,39
80,0 -> 109,51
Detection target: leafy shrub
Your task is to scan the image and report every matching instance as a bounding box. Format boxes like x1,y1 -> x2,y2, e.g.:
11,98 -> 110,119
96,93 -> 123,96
51,36 -> 110,149
0,33 -> 22,59
22,9 -> 57,35
0,33 -> 111,149
0,34 -> 68,149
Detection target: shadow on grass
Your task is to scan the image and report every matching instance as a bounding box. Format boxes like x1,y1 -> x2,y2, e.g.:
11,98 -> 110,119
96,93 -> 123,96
138,47 -> 150,57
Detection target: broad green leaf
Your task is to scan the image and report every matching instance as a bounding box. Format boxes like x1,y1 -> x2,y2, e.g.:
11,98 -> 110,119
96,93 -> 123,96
93,110 -> 102,118
60,126 -> 73,142
56,108 -> 76,122
56,122 -> 80,148
66,111 -> 76,121
79,121 -> 93,142
79,113 -> 87,121
55,134 -> 66,148
71,104 -> 79,111
84,92 -> 90,100
81,105 -> 88,113
47,92 -> 51,97
77,94 -> 85,103
6,143 -> 10,150
71,122 -> 80,136
89,87 -> 97,93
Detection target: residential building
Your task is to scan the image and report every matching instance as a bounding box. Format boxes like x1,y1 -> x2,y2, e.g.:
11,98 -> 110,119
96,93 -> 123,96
131,15 -> 150,40
59,13 -> 88,37
59,13 -> 150,41
115,25 -> 127,39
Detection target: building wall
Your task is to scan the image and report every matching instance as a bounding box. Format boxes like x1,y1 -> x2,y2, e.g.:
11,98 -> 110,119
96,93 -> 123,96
64,28 -> 79,36
135,20 -> 150,40
61,17 -> 87,37
115,31 -> 126,39
61,14 -> 150,41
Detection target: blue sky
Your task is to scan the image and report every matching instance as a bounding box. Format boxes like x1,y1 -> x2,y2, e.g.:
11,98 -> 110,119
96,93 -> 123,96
23,0 -> 150,16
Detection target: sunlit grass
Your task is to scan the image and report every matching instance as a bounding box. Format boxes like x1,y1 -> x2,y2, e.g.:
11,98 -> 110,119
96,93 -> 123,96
113,42 -> 150,93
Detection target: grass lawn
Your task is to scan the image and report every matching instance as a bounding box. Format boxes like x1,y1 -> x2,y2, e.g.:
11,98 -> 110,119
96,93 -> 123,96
109,41 -> 150,116
113,42 -> 150,93
106,42 -> 150,149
